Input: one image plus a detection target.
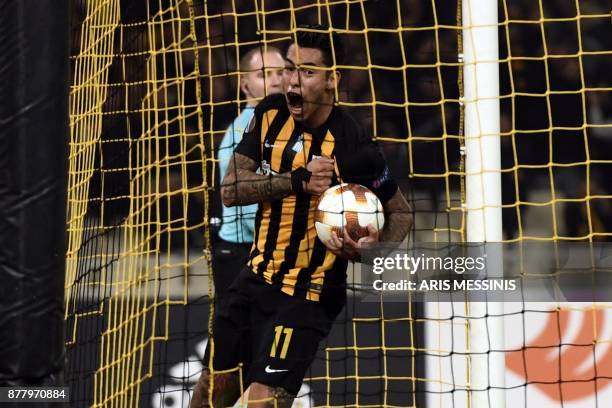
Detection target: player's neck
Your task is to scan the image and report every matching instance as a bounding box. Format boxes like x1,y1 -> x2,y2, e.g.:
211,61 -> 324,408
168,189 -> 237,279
303,96 -> 334,129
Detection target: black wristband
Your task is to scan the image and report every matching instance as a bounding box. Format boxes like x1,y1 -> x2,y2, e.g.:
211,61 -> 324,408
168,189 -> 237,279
290,167 -> 312,193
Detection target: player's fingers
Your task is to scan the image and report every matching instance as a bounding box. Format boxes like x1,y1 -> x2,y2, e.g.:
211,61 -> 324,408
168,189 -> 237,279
314,161 -> 334,172
312,170 -> 333,178
318,184 -> 331,193
332,231 -> 343,247
313,179 -> 332,191
326,238 -> 339,251
307,179 -> 323,192
367,224 -> 379,239
342,229 -> 358,247
311,181 -> 326,192
326,240 -> 340,252
357,236 -> 375,248
331,231 -> 344,248
311,172 -> 333,181
322,159 -> 335,167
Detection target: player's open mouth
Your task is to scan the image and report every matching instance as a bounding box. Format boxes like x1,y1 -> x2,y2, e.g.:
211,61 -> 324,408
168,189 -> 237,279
286,92 -> 303,115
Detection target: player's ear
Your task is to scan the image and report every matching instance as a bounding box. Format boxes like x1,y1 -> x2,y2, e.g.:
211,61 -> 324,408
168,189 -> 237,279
326,70 -> 340,90
240,77 -> 251,99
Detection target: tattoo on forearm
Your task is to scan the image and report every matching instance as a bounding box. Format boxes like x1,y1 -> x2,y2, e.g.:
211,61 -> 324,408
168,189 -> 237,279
221,153 -> 292,206
260,387 -> 295,408
190,369 -> 240,408
380,189 -> 412,245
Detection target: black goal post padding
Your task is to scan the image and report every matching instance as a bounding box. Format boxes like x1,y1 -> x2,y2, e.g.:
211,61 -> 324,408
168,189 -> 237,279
0,0 -> 69,387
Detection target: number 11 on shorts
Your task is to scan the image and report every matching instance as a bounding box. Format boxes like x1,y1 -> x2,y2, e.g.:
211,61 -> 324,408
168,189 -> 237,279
270,325 -> 293,359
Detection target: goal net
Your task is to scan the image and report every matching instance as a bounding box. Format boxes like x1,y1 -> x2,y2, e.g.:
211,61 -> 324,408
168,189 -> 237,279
64,0 -> 612,407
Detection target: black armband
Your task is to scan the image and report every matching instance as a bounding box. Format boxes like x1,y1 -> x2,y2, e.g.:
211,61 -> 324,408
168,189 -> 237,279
290,167 -> 312,193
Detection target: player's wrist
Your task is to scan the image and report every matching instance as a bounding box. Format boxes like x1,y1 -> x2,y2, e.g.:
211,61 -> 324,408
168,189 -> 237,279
290,167 -> 312,193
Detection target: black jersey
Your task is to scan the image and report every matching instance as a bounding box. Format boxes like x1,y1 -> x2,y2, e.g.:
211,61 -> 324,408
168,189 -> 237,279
234,94 -> 397,301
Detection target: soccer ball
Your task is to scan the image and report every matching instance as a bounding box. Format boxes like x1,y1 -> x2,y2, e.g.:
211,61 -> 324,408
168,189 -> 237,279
315,183 -> 385,243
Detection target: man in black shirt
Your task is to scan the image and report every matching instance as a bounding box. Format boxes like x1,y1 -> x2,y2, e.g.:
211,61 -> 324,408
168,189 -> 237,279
191,24 -> 412,408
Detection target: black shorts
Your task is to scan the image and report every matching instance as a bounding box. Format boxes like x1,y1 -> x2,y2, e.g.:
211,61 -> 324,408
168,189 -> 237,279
208,267 -> 346,395
211,237 -> 252,297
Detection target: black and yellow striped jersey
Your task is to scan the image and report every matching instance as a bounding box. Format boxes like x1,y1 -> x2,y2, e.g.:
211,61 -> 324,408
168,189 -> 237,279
235,94 -> 397,301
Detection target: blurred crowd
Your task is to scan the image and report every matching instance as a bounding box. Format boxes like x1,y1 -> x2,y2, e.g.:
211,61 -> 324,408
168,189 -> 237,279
70,0 -> 612,244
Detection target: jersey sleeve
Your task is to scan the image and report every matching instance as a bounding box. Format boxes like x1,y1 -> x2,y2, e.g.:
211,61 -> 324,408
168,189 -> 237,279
234,107 -> 262,163
339,125 -> 398,205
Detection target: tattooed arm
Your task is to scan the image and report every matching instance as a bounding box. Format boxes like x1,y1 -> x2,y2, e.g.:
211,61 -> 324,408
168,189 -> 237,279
379,188 -> 412,244
325,188 -> 412,261
221,154 -> 334,207
221,153 -> 292,207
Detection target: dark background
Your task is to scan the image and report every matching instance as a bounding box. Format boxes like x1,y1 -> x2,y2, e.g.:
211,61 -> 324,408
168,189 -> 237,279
64,0 -> 612,406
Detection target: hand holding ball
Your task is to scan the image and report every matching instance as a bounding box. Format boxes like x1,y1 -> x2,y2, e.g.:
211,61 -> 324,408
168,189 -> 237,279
315,183 -> 385,244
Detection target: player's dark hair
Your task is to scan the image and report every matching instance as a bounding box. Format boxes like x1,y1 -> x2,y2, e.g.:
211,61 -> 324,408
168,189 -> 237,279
295,24 -> 344,67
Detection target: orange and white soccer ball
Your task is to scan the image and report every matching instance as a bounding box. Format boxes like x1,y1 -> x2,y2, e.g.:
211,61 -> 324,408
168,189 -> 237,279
315,183 -> 385,243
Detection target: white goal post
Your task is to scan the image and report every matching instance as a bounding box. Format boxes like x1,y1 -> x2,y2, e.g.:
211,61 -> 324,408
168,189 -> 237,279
463,0 -> 505,406
425,0 -> 505,406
